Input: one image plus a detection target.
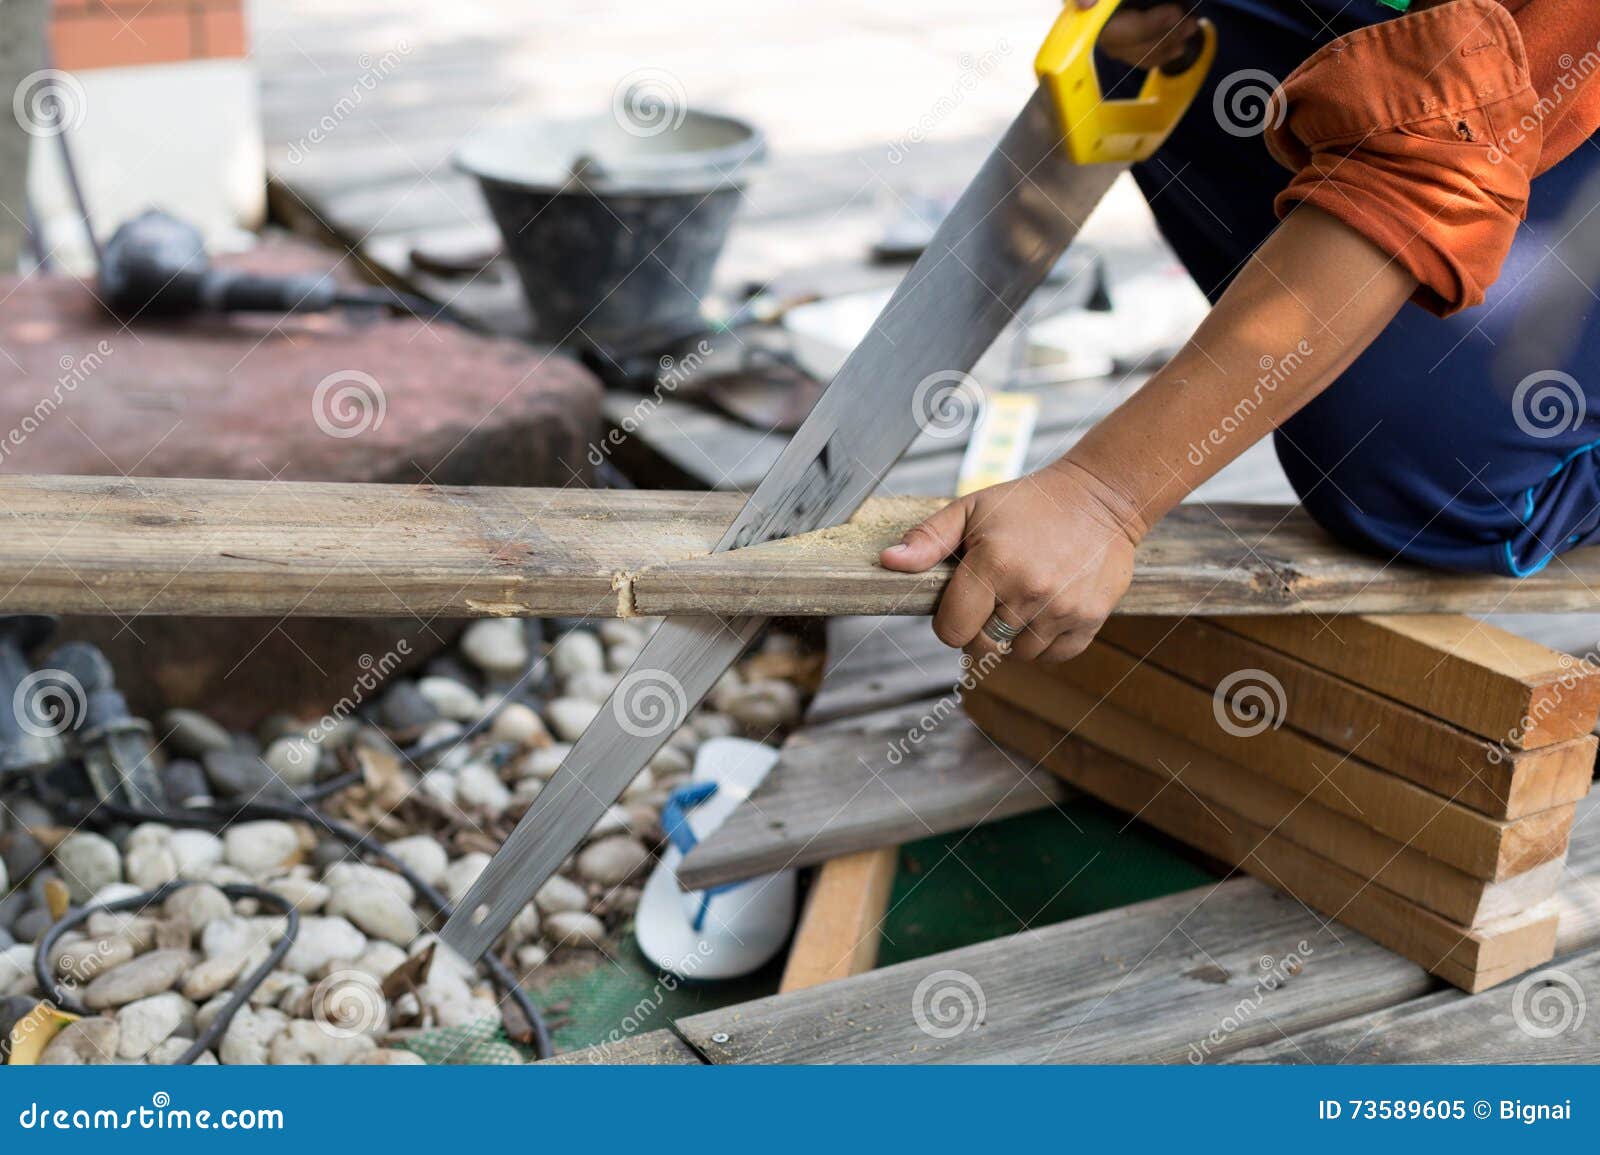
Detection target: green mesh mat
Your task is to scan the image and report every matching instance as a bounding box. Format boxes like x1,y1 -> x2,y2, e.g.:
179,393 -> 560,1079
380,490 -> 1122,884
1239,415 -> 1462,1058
399,1016 -> 532,1065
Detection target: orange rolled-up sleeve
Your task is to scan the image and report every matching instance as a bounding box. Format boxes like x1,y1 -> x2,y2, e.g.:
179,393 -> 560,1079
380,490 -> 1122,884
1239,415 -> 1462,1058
1264,0 -> 1541,317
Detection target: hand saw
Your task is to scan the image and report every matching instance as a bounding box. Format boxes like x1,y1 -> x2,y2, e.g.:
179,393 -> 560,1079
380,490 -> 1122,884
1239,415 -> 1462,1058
442,0 -> 1216,959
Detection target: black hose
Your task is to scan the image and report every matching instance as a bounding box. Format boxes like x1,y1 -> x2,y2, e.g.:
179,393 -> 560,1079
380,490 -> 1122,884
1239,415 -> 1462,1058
39,785 -> 552,1060
34,881 -> 299,1065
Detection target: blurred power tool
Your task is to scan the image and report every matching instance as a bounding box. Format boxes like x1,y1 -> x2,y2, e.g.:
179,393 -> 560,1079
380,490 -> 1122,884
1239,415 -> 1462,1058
97,209 -> 450,321
0,616 -> 164,809
45,640 -> 164,810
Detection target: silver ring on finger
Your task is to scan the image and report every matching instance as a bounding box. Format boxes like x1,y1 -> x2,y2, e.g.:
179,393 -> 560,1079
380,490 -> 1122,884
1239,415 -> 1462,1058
981,612 -> 1023,649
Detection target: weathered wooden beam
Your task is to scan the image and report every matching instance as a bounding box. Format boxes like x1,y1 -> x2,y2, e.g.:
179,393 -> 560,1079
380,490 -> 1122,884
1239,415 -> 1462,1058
10,474 -> 1600,618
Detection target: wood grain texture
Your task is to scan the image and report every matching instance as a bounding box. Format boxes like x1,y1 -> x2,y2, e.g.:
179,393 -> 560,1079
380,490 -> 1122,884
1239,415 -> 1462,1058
1222,614 -> 1600,749
779,848 -> 900,992
680,865 -> 1437,1063
804,616 -> 963,725
677,793 -> 1600,1063
1228,793 -> 1600,1062
13,476 -> 1600,619
676,694 -> 1070,891
965,693 -> 1560,993
638,503 -> 1600,619
965,678 -> 1564,926
985,648 -> 1575,880
1099,616 -> 1596,820
537,1029 -> 704,1065
1227,945 -> 1600,1063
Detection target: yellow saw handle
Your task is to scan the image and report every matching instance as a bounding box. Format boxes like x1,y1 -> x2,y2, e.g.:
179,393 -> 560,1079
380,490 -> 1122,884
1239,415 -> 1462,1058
1035,0 -> 1217,166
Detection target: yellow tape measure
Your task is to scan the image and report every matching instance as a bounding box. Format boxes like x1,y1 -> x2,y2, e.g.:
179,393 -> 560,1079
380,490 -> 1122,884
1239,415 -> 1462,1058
956,392 -> 1039,497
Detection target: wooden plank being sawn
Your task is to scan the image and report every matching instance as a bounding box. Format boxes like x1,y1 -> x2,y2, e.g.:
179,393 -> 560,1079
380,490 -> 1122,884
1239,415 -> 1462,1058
13,475 -> 1600,618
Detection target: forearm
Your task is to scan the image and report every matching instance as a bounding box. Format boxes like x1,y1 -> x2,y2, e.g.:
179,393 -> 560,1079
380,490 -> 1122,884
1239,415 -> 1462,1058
1056,206 -> 1418,540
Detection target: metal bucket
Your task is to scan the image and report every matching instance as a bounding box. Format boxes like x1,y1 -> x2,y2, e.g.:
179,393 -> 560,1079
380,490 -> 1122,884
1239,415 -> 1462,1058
456,109 -> 763,346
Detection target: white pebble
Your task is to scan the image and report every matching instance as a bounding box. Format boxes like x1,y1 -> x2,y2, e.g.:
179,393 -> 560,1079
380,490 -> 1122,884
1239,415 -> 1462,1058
441,854 -> 490,904
54,832 -> 122,902
168,830 -> 224,877
383,836 -> 448,887
489,702 -> 547,747
545,697 -> 600,741
533,875 -> 588,916
460,619 -> 529,676
223,821 -> 300,876
263,736 -> 318,786
544,911 -> 607,951
576,836 -> 650,886
549,630 -> 605,681
124,844 -> 178,891
417,676 -> 483,722
456,762 -> 511,813
522,743 -> 571,779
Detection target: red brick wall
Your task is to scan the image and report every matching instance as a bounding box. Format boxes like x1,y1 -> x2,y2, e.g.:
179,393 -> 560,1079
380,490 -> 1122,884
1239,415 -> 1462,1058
51,0 -> 248,72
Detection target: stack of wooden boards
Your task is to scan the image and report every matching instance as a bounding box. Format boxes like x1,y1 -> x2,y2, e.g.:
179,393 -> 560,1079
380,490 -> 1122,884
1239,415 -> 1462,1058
965,614 -> 1600,992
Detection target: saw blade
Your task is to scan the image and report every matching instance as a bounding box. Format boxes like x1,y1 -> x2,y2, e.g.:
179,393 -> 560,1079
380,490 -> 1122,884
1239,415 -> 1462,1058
441,85 -> 1120,960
